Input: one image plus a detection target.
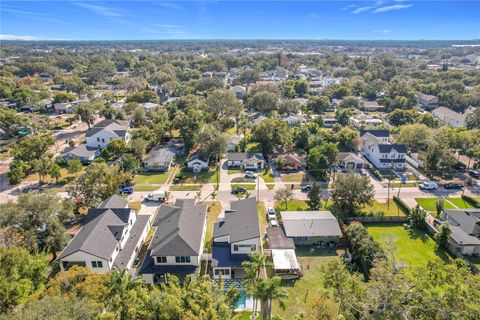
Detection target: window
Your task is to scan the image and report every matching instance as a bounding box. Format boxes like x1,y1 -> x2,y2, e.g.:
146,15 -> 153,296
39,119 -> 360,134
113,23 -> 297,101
101,138 -> 105,143
175,256 -> 191,263
91,261 -> 103,268
97,137 -> 100,142
214,268 -> 230,276
156,256 -> 167,264
234,244 -> 256,252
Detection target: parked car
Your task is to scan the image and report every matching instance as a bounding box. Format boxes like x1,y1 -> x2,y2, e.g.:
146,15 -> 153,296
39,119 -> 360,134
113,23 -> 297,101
359,168 -> 368,176
145,190 -> 166,202
301,185 -> 311,192
469,170 -> 480,179
443,182 -> 464,189
232,186 -> 247,194
270,220 -> 278,227
419,181 -> 438,190
455,162 -> 467,171
245,171 -> 258,179
119,187 -> 134,195
267,207 -> 276,221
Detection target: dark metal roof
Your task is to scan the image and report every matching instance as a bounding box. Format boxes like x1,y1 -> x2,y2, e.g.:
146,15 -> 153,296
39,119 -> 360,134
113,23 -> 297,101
378,144 -> 407,153
211,243 -> 250,268
360,129 -> 389,138
266,226 -> 295,249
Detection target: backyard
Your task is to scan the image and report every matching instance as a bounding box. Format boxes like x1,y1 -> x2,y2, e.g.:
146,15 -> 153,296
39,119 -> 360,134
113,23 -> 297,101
275,199 -> 309,212
366,223 -> 451,268
280,172 -> 304,183
360,200 -> 406,217
272,247 -> 342,319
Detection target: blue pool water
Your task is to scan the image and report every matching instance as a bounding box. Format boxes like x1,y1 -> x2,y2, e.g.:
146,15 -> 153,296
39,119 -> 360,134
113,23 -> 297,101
236,290 -> 247,309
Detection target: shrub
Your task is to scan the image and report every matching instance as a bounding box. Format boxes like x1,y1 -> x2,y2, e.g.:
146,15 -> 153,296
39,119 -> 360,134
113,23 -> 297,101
393,196 -> 411,215
462,195 -> 480,208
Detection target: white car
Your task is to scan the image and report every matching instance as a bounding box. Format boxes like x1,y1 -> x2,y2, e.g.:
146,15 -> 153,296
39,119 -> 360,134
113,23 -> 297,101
419,181 -> 438,190
270,220 -> 278,227
245,171 -> 258,179
267,207 -> 276,221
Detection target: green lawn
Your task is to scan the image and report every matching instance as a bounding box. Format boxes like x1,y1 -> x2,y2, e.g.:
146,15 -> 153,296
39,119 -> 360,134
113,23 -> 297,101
133,171 -> 171,184
128,201 -> 142,213
280,172 -> 304,183
360,200 -> 406,217
257,201 -> 267,235
169,185 -> 202,191
259,169 -> 274,183
273,248 -> 341,319
266,183 -> 275,190
415,198 -> 456,212
205,202 -> 222,253
232,184 -> 256,190
173,167 -> 218,184
228,168 -> 243,175
246,142 -> 262,153
231,177 -> 256,183
275,199 -> 309,212
366,223 -> 451,268
448,198 -> 475,209
134,185 -> 161,191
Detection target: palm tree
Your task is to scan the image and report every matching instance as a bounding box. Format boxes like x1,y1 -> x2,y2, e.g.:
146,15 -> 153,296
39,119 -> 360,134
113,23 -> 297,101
242,253 -> 272,318
253,277 -> 288,320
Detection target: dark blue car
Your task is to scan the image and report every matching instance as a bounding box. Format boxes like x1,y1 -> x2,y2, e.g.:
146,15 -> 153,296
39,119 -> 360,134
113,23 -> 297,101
119,187 -> 134,195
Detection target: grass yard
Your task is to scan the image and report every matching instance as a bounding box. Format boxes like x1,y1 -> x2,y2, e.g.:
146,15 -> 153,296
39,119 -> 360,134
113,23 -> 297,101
169,185 -> 202,191
24,168 -> 77,185
232,183 -> 256,190
360,200 -> 406,217
233,312 -> 255,320
134,185 -> 160,191
280,172 -> 304,183
415,198 -> 456,212
275,199 -> 309,212
204,202 -> 222,253
257,201 -> 268,236
174,167 -> 218,184
231,177 -> 256,183
366,223 -> 451,267
448,198 -> 475,209
133,171 -> 171,184
266,183 -> 275,190
228,168 -> 243,175
259,169 -> 274,183
272,248 -> 341,319
390,182 -> 418,188
246,142 -> 262,153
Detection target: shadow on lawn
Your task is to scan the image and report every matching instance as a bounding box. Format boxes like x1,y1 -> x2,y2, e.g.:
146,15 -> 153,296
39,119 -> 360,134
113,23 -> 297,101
407,227 -> 431,244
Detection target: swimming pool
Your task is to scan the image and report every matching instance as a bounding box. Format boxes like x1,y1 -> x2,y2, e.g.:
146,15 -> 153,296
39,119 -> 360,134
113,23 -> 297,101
236,290 -> 247,309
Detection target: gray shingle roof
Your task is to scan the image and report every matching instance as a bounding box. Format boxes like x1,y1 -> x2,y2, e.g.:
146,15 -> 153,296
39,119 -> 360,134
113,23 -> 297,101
149,199 -> 207,256
227,152 -> 264,162
100,195 -> 128,209
213,197 -> 260,243
378,144 -> 407,153
58,208 -> 133,260
61,143 -> 98,158
113,215 -> 151,269
85,119 -> 128,137
281,211 -> 342,238
144,146 -> 176,166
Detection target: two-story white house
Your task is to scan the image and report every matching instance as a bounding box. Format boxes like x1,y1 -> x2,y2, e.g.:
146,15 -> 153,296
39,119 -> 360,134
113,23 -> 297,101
139,199 -> 207,284
85,119 -> 130,149
211,197 -> 261,281
58,195 -> 151,274
360,130 -> 407,170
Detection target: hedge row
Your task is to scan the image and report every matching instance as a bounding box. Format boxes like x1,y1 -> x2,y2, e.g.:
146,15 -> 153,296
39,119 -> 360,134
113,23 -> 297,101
393,196 -> 411,215
462,195 -> 480,208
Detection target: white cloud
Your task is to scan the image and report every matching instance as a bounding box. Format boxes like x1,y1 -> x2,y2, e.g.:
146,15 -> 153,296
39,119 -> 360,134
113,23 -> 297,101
373,4 -> 413,13
0,34 -> 42,41
74,3 -> 123,17
142,24 -> 188,37
373,29 -> 393,33
352,6 -> 373,14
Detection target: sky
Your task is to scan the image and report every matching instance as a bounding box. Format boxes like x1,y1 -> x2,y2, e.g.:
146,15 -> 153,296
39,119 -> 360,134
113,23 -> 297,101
0,1 -> 479,41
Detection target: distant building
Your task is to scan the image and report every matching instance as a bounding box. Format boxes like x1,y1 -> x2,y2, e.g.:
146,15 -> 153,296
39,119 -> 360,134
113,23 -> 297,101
226,153 -> 265,170
432,106 -> 476,127
60,144 -> 100,163
416,92 -> 439,111
230,86 -> 247,99
85,119 -> 130,149
187,152 -> 209,172
360,130 -> 406,170
361,100 -> 385,112
143,146 -> 177,172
